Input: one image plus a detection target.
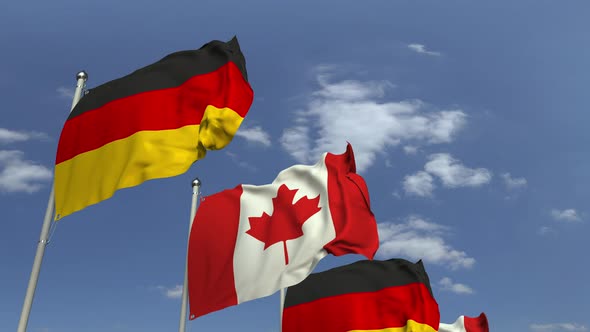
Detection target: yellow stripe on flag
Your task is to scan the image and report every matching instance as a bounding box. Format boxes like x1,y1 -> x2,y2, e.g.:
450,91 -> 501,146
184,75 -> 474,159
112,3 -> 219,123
54,105 -> 244,220
347,319 -> 437,332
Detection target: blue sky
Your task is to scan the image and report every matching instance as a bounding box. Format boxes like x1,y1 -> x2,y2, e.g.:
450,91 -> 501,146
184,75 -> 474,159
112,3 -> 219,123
1,0 -> 589,331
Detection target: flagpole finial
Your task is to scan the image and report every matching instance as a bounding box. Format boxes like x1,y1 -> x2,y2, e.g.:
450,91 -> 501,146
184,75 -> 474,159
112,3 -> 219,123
192,178 -> 201,188
76,71 -> 88,81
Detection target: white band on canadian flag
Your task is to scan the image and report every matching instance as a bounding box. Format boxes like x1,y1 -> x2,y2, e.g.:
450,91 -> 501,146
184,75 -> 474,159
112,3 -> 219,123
234,154 -> 335,303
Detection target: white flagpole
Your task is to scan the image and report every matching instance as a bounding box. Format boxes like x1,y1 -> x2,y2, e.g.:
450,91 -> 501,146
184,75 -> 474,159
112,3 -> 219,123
280,288 -> 285,332
17,71 -> 88,332
179,178 -> 201,332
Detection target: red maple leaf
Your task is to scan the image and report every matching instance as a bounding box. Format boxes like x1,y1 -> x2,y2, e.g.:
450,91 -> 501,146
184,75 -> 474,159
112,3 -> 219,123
246,184 -> 321,265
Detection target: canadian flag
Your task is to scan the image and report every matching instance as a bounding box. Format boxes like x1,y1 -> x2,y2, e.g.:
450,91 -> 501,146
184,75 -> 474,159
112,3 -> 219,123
187,143 -> 379,319
439,313 -> 489,332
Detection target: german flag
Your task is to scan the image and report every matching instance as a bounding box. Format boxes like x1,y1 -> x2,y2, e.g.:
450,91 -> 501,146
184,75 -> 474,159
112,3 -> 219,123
282,259 -> 440,332
54,36 -> 253,220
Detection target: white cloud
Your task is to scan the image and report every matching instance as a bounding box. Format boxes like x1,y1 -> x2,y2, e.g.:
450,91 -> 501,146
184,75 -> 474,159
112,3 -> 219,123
551,209 -> 582,222
281,68 -> 466,172
0,128 -> 49,144
538,226 -> 553,235
424,153 -> 492,188
313,76 -> 393,100
156,285 -> 183,299
406,217 -> 448,232
377,216 -> 475,270
530,323 -> 588,331
403,145 -> 418,154
56,86 -> 74,99
438,277 -> 474,294
501,172 -> 527,189
403,153 -> 492,196
235,126 -> 272,147
226,151 -> 257,172
280,121 -> 310,163
403,171 -> 435,197
408,43 -> 442,56
0,150 -> 52,193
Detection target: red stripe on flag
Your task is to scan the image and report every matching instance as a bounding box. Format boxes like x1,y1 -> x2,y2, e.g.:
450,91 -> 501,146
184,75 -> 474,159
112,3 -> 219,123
187,185 -> 243,319
323,143 -> 379,259
283,282 -> 439,332
56,62 -> 252,164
